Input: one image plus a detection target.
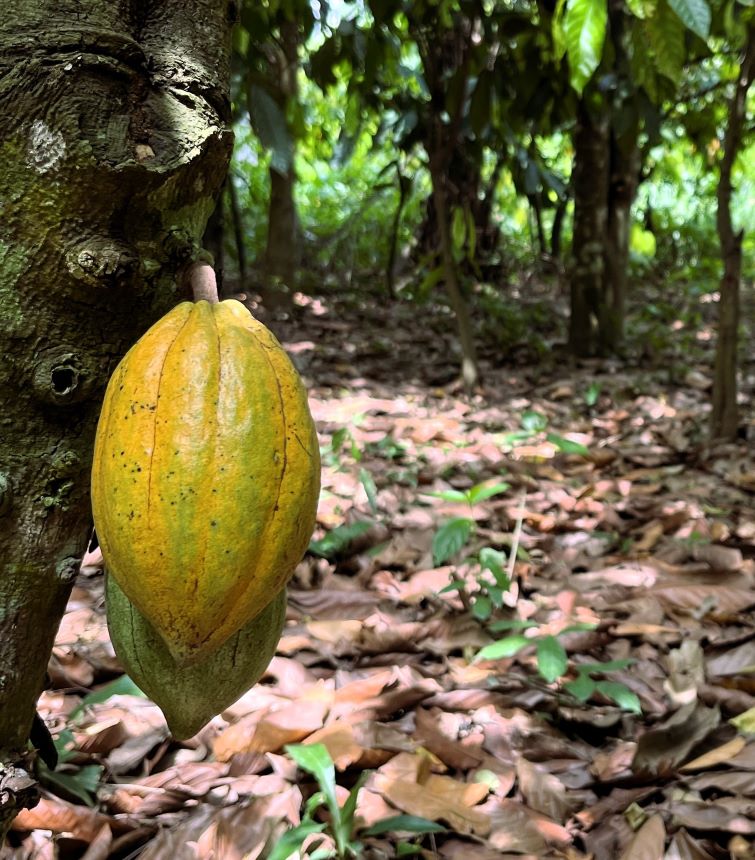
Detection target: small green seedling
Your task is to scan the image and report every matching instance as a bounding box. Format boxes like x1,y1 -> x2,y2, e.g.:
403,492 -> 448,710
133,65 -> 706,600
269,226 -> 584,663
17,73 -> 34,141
274,743 -> 366,860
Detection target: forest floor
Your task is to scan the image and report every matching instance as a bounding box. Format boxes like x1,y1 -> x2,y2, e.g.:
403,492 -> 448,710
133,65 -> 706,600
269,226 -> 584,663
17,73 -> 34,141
6,285 -> 755,860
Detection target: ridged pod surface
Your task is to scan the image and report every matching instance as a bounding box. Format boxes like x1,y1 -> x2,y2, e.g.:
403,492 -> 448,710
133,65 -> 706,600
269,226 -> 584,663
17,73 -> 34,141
91,300 -> 319,665
106,574 -> 286,739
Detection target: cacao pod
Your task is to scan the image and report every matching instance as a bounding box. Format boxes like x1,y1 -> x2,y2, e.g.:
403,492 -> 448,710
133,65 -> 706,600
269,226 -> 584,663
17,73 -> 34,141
106,573 -> 286,739
92,300 -> 319,664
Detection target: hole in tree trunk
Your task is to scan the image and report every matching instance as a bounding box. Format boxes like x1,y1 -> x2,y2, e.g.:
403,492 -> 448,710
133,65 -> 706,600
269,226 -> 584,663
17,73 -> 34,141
50,365 -> 78,395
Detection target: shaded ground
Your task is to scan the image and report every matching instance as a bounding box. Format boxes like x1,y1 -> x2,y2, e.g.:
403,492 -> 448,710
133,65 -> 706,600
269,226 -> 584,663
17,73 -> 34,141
6,287 -> 755,859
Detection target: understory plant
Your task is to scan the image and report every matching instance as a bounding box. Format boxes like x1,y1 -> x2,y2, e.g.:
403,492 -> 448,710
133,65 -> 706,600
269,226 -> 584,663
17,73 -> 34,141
427,450 -> 640,714
276,744 -> 445,859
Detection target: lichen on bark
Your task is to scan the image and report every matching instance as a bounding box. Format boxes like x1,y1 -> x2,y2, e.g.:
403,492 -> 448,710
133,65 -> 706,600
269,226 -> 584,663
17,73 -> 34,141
0,0 -> 234,835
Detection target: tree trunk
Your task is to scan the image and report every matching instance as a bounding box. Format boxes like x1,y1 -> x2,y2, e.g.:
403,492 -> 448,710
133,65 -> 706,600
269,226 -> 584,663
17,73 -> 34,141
260,19 -> 300,313
203,181 -> 227,293
262,165 -> 299,309
0,0 -> 232,835
430,162 -> 480,390
710,26 -> 754,441
551,195 -> 568,259
528,194 -> 548,258
569,99 -> 609,356
601,133 -> 640,353
228,175 -> 248,290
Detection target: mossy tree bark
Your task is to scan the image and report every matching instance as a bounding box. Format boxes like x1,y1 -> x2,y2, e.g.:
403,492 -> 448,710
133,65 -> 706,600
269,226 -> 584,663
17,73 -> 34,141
0,0 -> 233,835
710,26 -> 754,441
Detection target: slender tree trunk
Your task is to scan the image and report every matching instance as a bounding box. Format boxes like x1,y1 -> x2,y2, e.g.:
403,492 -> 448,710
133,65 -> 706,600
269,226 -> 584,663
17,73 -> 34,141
228,175 -> 248,290
601,133 -> 640,353
415,16 -> 480,388
551,196 -> 568,259
0,0 -> 232,835
711,27 -> 755,440
261,19 -> 300,312
203,181 -> 227,292
569,99 -> 609,356
430,162 -> 479,389
263,165 -> 299,308
528,194 -> 547,258
386,169 -> 409,299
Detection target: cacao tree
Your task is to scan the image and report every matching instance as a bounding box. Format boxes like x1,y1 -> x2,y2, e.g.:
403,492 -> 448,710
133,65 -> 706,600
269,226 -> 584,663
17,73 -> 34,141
311,0 -> 568,388
557,0 -> 713,356
710,19 -> 754,440
0,0 -> 233,836
233,0 -> 318,310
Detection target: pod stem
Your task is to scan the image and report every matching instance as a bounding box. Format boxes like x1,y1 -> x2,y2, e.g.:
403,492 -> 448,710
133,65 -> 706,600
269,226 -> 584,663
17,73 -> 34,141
187,260 -> 219,304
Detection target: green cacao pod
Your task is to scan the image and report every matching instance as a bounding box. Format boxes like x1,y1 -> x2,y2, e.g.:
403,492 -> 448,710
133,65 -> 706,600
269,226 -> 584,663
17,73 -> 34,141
106,573 -> 286,739
91,299 -> 319,665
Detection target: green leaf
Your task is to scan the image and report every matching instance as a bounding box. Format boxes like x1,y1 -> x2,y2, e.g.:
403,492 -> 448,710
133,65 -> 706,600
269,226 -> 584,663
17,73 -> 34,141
308,521 -> 374,559
363,815 -> 447,836
330,427 -> 351,454
564,673 -> 597,702
646,1 -> 686,83
68,674 -> 146,719
558,622 -> 599,634
466,482 -> 510,505
476,634 -> 530,661
417,265 -> 445,299
439,580 -> 466,594
584,381 -> 601,406
536,635 -> 569,683
479,547 -> 509,587
546,433 -> 590,457
39,763 -> 103,807
286,744 -> 341,828
267,821 -> 327,860
552,0 -> 568,58
425,489 -> 470,503
330,427 -> 349,455
626,0 -> 658,18
498,429 -> 537,449
286,743 -> 335,790
451,206 -> 467,257
336,772 -> 368,855
359,468 -> 379,514
249,84 -> 293,174
472,595 -> 493,622
595,681 -> 642,713
520,410 -> 548,433
563,0 -> 608,94
304,790 -> 326,819
730,707 -> 755,734
53,729 -> 77,764
432,518 -> 474,565
667,0 -> 710,38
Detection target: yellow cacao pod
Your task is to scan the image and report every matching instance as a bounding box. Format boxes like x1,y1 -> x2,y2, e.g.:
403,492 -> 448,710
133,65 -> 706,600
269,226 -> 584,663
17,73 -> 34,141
91,299 -> 319,665
106,574 -> 285,739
